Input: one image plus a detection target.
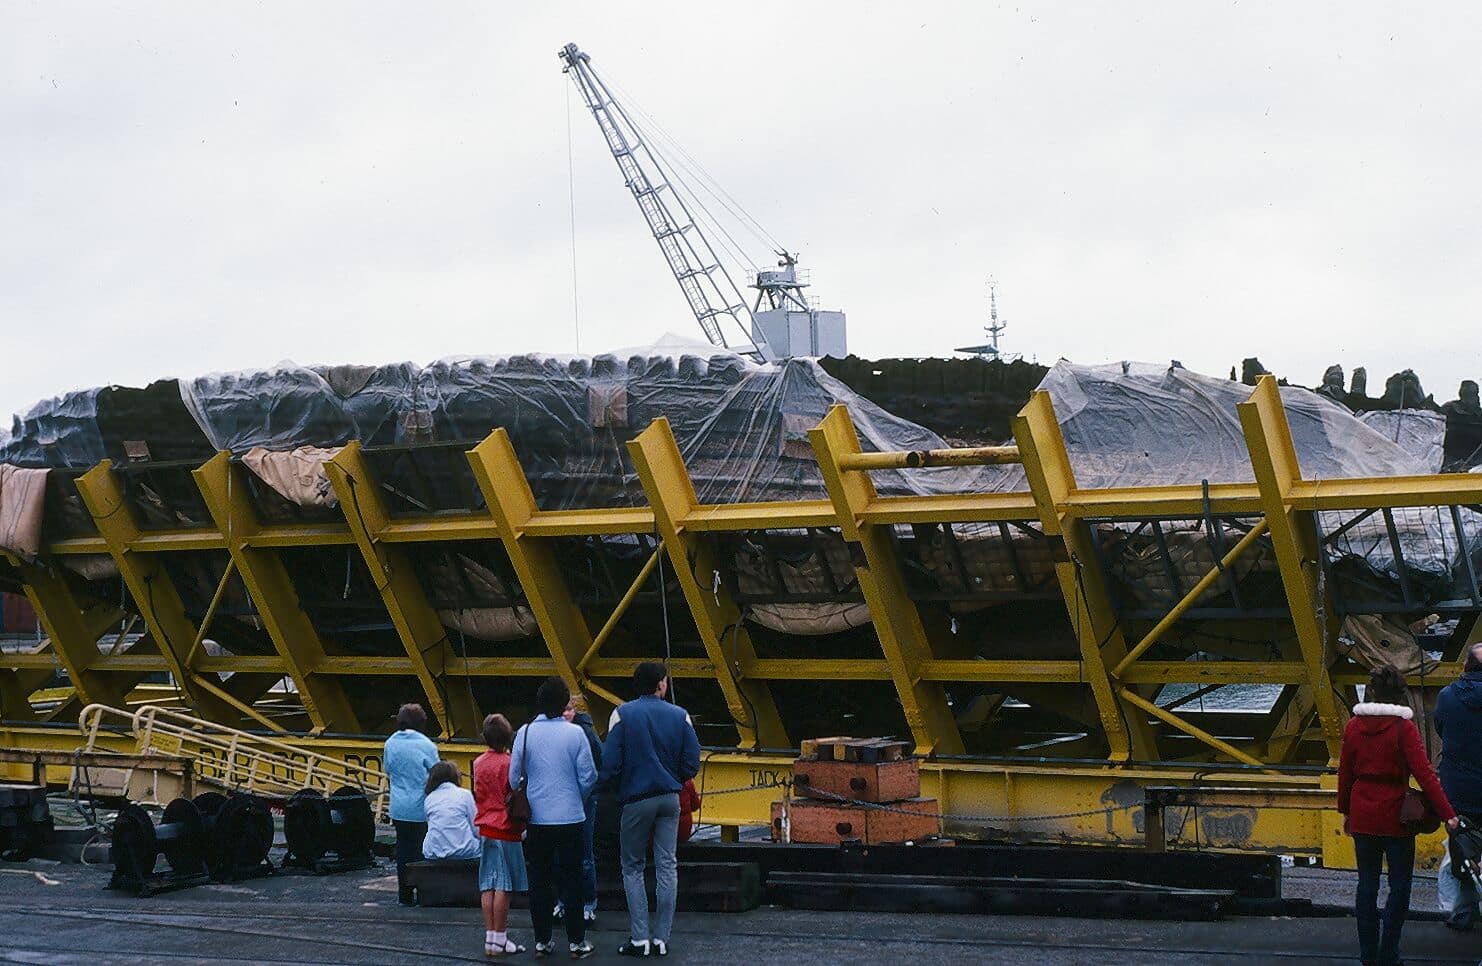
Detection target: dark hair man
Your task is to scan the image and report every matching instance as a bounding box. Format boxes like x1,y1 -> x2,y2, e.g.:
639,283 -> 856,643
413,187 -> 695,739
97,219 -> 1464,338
384,702 -> 439,905
1436,642 -> 1482,930
511,676 -> 598,958
600,661 -> 701,957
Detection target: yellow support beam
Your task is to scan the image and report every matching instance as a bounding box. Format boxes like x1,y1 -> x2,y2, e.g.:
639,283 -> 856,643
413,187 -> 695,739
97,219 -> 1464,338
194,453 -> 363,733
808,406 -> 964,756
8,559 -> 131,709
73,461 -> 238,723
1237,377 -> 1346,761
1112,519 -> 1270,678
325,443 -> 480,738
628,418 -> 788,750
1014,392 -> 1157,762
465,430 -> 616,730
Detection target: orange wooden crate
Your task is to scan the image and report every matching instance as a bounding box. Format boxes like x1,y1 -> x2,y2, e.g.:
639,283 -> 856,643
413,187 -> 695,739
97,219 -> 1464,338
792,757 -> 920,804
771,797 -> 940,845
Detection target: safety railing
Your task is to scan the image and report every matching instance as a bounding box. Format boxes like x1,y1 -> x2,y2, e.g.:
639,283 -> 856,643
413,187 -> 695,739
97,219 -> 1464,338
78,703 -> 389,820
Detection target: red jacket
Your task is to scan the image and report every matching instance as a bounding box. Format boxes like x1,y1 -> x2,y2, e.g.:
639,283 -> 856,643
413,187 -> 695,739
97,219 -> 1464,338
1338,702 -> 1455,837
473,750 -> 522,841
677,779 -> 701,844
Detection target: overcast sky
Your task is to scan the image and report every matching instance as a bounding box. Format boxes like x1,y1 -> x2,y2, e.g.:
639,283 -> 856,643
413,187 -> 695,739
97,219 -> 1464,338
5,2 -> 1482,421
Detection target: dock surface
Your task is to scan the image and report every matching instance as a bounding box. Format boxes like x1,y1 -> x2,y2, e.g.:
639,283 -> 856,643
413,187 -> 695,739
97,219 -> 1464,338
6,858 -> 1482,964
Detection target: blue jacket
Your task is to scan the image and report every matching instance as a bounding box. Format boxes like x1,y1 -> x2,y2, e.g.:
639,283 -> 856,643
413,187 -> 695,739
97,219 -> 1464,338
1436,671 -> 1482,816
510,715 -> 597,826
600,695 -> 701,806
384,728 -> 439,823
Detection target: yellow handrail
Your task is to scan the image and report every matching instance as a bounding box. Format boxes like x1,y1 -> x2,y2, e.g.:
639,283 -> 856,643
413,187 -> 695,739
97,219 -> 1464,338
77,703 -> 390,821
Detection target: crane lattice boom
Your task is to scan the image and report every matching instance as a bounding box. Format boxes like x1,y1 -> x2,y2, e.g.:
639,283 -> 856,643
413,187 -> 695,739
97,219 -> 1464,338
559,42 -> 772,361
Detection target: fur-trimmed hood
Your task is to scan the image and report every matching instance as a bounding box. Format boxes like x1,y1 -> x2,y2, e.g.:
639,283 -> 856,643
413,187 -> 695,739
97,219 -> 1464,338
1353,702 -> 1413,720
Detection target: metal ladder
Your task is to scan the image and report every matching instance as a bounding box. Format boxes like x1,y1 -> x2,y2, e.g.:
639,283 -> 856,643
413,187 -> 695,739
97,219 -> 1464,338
76,703 -> 389,820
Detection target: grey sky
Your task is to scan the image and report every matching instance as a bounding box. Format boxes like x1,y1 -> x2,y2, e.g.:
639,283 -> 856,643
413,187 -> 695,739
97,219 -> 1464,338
5,2 -> 1481,423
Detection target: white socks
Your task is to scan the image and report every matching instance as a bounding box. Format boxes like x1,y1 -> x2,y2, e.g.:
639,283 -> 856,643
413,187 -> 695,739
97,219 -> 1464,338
485,930 -> 507,949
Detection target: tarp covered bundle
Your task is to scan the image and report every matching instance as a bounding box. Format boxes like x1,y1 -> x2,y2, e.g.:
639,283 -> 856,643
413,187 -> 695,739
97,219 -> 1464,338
0,353 -> 1473,628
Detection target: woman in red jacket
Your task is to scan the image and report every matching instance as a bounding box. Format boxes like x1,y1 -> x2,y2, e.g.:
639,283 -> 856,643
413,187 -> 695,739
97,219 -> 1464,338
1338,664 -> 1458,966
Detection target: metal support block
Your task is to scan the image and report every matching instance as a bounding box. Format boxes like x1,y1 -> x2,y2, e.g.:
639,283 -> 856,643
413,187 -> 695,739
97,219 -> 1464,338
325,444 -> 480,738
628,418 -> 788,749
194,453 -> 361,734
808,406 -> 963,756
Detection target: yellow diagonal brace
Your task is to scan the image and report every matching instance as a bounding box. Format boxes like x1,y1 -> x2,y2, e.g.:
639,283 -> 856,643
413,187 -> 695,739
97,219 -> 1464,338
1237,377 -> 1345,761
809,406 -> 964,756
194,453 -> 362,733
628,418 -> 788,749
578,542 -> 664,674
466,430 -> 616,730
1118,687 -> 1272,770
8,559 -> 131,709
1112,518 -> 1270,678
1014,391 -> 1157,762
326,444 -> 480,738
74,461 -> 237,722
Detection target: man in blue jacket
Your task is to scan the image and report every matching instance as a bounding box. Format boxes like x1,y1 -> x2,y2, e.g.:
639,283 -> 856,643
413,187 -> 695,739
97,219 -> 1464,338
1437,642 -> 1482,930
600,661 -> 701,958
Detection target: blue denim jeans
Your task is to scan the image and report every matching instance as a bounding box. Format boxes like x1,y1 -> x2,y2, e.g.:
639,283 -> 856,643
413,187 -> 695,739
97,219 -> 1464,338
552,796 -> 599,916
1353,833 -> 1415,966
580,794 -> 598,914
620,793 -> 680,943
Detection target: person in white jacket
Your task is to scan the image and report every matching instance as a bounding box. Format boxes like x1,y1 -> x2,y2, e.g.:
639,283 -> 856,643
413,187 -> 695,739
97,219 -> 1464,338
421,761 -> 480,861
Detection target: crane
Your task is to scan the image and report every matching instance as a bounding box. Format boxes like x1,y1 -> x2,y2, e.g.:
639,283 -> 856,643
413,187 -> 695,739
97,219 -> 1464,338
558,42 -> 848,362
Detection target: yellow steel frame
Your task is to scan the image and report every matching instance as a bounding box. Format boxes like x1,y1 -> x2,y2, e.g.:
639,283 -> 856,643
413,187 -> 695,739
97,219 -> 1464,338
6,375 -> 1482,864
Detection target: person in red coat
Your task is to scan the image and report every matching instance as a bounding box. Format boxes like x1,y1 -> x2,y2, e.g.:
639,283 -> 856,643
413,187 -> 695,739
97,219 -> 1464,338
1338,664 -> 1458,966
677,779 -> 702,844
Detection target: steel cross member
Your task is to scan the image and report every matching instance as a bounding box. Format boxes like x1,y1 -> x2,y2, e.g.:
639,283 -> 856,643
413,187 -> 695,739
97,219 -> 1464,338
466,429 -> 619,727
1014,392 -> 1158,762
808,406 -> 964,756
1237,377 -> 1346,762
628,418 -> 788,749
326,443 -> 481,738
194,453 -> 362,734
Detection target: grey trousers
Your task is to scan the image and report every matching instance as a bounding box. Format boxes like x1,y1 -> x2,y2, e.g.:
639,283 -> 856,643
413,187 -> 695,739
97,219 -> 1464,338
619,792 -> 681,943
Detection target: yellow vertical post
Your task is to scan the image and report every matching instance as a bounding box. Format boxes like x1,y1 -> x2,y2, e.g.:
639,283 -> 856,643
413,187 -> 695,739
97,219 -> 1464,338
466,430 -> 615,729
1014,391 -> 1157,762
74,461 -> 238,722
808,406 -> 964,756
1237,376 -> 1346,761
194,453 -> 362,733
325,443 -> 481,738
628,418 -> 789,749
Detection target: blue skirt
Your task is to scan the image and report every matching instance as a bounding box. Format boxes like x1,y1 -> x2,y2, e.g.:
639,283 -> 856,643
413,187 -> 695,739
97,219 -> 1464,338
479,837 -> 529,893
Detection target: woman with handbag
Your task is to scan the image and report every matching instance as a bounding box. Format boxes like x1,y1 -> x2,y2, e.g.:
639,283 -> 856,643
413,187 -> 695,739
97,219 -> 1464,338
510,677 -> 598,959
474,714 -> 528,957
1338,664 -> 1459,966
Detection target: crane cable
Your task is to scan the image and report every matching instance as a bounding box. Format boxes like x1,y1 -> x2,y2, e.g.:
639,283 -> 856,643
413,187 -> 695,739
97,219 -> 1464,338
565,76 -> 582,354
607,73 -> 786,256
